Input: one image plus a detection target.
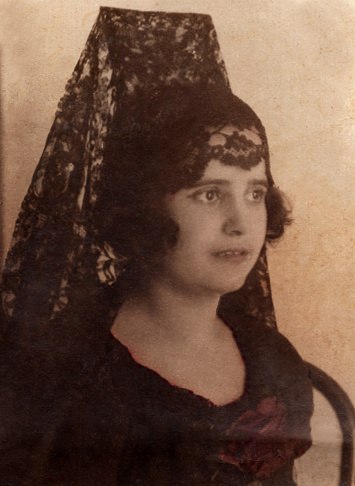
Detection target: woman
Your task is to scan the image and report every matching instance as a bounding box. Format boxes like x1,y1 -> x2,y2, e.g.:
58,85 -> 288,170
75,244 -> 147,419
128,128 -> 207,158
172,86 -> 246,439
0,7 -> 313,485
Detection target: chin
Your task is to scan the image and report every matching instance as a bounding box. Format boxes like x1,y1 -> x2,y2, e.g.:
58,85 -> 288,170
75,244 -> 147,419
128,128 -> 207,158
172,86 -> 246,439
206,276 -> 248,297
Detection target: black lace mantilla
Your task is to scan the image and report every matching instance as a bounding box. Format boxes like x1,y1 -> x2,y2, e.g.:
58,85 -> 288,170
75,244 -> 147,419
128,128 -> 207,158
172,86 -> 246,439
182,125 -> 268,179
0,7 -> 276,331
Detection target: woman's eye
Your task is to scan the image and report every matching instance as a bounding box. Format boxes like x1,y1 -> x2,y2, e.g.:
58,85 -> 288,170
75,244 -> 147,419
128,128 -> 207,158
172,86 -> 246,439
248,189 -> 267,203
193,189 -> 220,203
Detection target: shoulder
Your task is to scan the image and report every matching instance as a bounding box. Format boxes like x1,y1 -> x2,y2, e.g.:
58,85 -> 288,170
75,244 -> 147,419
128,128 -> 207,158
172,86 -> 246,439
221,309 -> 314,413
219,311 -> 314,467
228,311 -> 309,375
245,316 -> 309,376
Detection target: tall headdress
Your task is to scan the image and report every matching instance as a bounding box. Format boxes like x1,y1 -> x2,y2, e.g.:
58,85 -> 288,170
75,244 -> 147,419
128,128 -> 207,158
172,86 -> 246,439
0,7 -> 276,335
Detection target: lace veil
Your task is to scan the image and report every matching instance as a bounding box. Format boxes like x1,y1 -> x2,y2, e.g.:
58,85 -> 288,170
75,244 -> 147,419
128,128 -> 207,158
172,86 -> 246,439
0,7 -> 277,335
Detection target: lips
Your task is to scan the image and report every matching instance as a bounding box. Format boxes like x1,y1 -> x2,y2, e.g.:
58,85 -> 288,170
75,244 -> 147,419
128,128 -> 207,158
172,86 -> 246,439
213,248 -> 250,261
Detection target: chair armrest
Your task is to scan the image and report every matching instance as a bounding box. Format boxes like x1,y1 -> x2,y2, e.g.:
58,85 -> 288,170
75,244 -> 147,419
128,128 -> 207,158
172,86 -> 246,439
305,362 -> 355,486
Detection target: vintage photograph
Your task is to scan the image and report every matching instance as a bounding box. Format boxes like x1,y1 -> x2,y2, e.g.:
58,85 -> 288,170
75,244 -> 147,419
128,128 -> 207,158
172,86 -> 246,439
0,1 -> 354,485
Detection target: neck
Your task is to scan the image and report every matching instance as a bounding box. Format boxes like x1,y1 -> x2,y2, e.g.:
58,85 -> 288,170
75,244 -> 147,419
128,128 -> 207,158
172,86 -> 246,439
114,276 -> 223,345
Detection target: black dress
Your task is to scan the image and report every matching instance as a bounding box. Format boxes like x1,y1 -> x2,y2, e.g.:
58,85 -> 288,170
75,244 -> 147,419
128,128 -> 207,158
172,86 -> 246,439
0,312 -> 313,485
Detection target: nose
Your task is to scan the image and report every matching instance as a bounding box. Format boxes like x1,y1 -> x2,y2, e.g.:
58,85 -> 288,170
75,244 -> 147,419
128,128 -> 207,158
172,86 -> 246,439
222,200 -> 247,236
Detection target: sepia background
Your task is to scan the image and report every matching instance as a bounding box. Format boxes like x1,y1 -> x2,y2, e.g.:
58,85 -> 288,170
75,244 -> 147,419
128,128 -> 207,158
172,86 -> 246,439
0,0 -> 354,484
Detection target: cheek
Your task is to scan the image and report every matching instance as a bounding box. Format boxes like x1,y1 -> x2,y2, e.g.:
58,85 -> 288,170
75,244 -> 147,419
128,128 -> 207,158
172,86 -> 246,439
252,209 -> 267,243
180,218 -> 220,253
174,227 -> 205,255
175,209 -> 216,239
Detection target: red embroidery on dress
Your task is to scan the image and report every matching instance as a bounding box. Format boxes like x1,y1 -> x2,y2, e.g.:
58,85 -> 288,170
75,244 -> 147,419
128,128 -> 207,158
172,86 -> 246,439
219,397 -> 301,478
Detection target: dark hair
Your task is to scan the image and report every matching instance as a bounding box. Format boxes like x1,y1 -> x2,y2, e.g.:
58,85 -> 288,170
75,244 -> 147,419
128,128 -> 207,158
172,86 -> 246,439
93,83 -> 291,288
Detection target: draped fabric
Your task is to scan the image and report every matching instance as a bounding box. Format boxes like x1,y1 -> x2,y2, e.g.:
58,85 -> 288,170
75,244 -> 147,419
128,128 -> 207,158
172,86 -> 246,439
0,9 -> 312,486
0,7 -> 276,333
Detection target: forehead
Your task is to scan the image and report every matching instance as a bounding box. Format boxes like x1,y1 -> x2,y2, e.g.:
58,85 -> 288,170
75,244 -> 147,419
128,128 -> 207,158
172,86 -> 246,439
200,158 -> 267,183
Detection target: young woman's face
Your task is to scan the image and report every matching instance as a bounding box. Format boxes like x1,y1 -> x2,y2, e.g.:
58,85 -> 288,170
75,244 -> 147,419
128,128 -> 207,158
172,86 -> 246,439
159,157 -> 268,297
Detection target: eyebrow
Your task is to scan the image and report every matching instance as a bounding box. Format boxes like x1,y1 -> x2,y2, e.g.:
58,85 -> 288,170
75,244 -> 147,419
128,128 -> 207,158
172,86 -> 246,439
248,178 -> 269,188
190,178 -> 269,188
190,178 -> 229,188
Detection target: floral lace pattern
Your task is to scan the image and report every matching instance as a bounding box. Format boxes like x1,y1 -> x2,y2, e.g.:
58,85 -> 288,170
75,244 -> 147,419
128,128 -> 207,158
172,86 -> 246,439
0,7 -> 276,330
180,124 -> 269,182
